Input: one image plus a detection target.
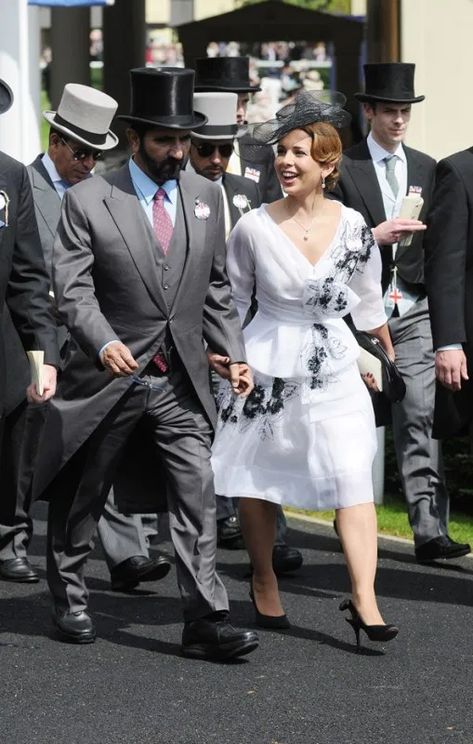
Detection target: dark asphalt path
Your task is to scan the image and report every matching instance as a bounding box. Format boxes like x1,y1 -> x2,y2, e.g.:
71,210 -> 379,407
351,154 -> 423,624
1,504 -> 473,744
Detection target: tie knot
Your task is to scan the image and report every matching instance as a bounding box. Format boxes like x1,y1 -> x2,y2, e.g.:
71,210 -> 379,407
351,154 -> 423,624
384,155 -> 397,169
154,187 -> 166,202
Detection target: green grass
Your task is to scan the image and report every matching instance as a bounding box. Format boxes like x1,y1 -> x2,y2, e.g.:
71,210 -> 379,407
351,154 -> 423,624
287,492 -> 473,546
40,90 -> 51,153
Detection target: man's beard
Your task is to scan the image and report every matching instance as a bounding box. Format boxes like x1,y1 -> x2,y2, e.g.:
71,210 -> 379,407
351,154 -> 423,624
139,141 -> 187,183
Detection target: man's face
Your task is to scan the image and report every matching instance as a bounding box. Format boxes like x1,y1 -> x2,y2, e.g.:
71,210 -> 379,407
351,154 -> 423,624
190,139 -> 234,181
48,132 -> 100,185
236,93 -> 250,126
128,126 -> 191,184
363,102 -> 412,151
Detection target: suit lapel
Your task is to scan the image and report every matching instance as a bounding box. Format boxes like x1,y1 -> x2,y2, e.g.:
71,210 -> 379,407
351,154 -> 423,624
344,141 -> 387,227
29,158 -> 61,241
223,176 -> 241,229
104,167 -> 168,316
170,174 -> 208,311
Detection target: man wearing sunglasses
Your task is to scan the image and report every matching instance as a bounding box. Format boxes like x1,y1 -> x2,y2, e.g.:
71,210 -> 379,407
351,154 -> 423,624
0,84 -> 171,594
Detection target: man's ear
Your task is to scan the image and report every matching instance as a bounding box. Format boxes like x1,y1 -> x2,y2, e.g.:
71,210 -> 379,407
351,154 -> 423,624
126,127 -> 140,154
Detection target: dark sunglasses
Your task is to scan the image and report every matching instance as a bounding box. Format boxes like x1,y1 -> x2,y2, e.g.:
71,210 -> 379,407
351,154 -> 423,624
193,141 -> 234,158
60,137 -> 104,162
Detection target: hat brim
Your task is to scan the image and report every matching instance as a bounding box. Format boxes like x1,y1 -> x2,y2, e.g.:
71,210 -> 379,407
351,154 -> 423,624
355,93 -> 425,104
117,112 -> 208,131
194,84 -> 261,94
0,79 -> 13,115
191,124 -> 248,141
43,111 -> 118,150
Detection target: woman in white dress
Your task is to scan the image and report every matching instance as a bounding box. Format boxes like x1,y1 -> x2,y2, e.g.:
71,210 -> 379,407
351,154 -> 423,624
211,92 -> 399,648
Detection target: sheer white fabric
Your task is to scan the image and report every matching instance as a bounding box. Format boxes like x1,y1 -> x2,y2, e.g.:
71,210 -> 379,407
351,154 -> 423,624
211,203 -> 387,510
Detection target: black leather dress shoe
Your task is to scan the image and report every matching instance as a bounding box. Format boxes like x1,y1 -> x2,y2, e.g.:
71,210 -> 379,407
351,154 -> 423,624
272,544 -> 303,575
217,515 -> 245,550
53,609 -> 96,644
181,612 -> 259,660
110,555 -> 171,591
0,557 -> 39,583
415,535 -> 471,563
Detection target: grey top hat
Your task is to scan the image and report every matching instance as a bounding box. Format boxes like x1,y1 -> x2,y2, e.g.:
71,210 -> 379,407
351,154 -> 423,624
191,93 -> 247,141
43,83 -> 119,149
0,78 -> 13,115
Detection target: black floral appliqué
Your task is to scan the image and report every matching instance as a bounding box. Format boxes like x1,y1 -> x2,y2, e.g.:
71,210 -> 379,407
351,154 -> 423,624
217,377 -> 300,441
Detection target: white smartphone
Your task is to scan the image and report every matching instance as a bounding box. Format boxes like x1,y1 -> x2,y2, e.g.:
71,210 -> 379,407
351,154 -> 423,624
398,193 -> 424,247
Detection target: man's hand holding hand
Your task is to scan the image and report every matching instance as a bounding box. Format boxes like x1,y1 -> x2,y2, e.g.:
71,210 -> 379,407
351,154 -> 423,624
373,218 -> 426,245
100,341 -> 139,377
435,349 -> 469,391
26,364 -> 57,403
207,351 -> 254,397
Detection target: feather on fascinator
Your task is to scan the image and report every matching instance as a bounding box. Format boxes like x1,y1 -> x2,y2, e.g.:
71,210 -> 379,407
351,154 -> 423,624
249,90 -> 351,145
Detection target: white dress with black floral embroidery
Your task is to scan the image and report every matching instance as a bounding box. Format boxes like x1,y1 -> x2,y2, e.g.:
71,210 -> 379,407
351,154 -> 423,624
211,203 -> 387,510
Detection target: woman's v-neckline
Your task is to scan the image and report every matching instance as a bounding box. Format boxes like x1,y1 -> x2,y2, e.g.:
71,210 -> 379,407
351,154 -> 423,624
263,203 -> 344,270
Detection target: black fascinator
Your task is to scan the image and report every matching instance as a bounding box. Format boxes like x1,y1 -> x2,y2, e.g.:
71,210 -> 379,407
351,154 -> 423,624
250,90 -> 351,145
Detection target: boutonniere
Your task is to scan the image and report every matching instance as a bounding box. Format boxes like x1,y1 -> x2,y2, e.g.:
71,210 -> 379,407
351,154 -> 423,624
194,198 -> 210,220
232,194 -> 251,212
0,189 -> 10,228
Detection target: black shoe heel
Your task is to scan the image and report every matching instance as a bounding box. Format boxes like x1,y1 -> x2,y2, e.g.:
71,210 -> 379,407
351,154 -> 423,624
339,599 -> 399,652
249,581 -> 290,629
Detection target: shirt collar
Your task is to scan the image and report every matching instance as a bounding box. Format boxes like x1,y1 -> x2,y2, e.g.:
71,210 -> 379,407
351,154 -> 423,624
41,151 -> 64,185
129,158 -> 178,206
367,131 -> 406,165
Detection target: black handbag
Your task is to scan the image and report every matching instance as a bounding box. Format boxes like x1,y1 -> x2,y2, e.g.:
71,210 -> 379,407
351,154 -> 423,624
355,330 -> 406,403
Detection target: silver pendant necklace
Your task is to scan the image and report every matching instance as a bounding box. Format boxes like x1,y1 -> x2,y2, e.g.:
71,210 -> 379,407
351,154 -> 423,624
287,195 -> 318,241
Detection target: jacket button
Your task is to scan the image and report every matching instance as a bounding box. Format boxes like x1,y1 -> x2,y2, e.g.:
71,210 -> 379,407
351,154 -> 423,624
163,283 -> 169,290
163,264 -> 169,271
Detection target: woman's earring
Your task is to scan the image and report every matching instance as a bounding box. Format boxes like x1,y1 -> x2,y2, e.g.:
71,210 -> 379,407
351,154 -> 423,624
321,175 -> 326,190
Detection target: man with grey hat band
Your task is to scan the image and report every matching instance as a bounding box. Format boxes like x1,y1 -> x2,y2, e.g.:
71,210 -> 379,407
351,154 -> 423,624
194,56 -> 282,204
189,90 -> 303,575
31,67 -> 258,659
333,63 -> 470,562
0,77 -> 59,578
0,83 -> 170,589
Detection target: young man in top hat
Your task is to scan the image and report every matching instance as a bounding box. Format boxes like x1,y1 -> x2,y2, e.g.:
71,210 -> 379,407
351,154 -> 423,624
31,67 -> 259,660
194,56 -> 283,205
0,83 -> 170,589
0,77 -> 59,572
189,90 -> 304,575
333,63 -> 470,562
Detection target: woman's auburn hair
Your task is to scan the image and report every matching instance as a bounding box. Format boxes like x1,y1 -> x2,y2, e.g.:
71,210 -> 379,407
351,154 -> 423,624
302,121 -> 342,190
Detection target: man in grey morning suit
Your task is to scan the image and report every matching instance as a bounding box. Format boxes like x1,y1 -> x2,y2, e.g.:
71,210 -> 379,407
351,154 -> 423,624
32,68 -> 259,659
0,83 -> 169,590
333,63 -> 470,562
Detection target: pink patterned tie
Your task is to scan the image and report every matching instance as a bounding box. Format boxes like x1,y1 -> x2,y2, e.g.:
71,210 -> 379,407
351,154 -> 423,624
152,187 -> 173,255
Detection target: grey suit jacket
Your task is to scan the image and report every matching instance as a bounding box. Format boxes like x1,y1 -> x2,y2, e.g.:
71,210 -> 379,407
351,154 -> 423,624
27,155 -> 61,281
33,165 -> 245,497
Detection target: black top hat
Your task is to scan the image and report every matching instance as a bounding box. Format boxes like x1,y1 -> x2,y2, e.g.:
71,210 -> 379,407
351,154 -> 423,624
0,78 -> 13,115
117,68 -> 207,130
355,63 -> 425,104
194,57 -> 261,93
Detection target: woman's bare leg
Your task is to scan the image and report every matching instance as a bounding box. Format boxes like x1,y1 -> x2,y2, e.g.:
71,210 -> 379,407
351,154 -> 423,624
239,498 -> 285,617
336,502 -> 385,625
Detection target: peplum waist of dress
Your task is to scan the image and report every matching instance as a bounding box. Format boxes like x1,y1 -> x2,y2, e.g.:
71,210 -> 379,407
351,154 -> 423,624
242,277 -> 361,380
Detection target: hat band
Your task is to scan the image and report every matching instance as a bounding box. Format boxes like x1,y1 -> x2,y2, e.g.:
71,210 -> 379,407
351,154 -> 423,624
197,78 -> 251,88
195,124 -> 238,137
53,113 -> 108,146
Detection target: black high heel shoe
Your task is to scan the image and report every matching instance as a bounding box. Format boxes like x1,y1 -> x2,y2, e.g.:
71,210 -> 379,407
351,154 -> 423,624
339,599 -> 399,652
249,580 -> 291,629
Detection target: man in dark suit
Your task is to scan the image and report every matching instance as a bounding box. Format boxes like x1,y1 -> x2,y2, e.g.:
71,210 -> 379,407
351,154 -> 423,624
13,83 -> 170,592
194,56 -> 282,204
425,148 -> 473,442
32,68 -> 258,660
333,63 -> 470,562
0,78 -> 59,580
189,90 -> 303,573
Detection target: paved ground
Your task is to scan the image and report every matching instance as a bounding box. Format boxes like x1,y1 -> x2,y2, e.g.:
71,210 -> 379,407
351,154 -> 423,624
1,504 -> 473,744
